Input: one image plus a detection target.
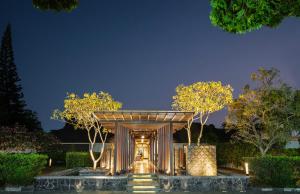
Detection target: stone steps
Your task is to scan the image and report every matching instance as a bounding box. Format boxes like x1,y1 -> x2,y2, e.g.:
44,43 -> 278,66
127,173 -> 160,193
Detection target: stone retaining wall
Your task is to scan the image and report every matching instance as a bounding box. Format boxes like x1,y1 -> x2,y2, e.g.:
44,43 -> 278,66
35,174 -> 249,192
34,176 -> 127,191
158,175 -> 249,192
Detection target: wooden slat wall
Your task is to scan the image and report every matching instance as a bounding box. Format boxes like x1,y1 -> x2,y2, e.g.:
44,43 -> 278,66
114,124 -> 129,174
156,124 -> 174,174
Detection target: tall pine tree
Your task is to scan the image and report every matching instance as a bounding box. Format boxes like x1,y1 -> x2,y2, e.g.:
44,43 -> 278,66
0,24 -> 41,131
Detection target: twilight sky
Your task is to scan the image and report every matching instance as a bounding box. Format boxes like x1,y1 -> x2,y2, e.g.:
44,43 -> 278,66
0,1 -> 299,131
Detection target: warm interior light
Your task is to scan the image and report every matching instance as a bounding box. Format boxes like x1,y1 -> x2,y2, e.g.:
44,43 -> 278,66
141,135 -> 144,139
245,162 -> 249,175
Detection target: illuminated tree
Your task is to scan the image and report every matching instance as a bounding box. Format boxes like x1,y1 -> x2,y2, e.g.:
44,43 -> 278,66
226,68 -> 299,156
52,92 -> 122,170
172,81 -> 233,146
32,0 -> 78,12
210,0 -> 300,34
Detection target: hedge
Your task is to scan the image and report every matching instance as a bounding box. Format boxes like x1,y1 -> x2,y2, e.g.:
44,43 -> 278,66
66,152 -> 92,168
0,153 -> 47,186
217,142 -> 300,169
246,156 -> 300,187
217,142 -> 258,168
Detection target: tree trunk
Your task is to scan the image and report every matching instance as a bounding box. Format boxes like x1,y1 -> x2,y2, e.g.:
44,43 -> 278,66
187,129 -> 191,146
259,147 -> 267,156
89,147 -> 98,171
93,160 -> 97,170
197,124 -> 204,146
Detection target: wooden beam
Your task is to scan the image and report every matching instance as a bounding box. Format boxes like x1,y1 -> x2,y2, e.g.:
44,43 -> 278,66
163,113 -> 168,121
179,114 -> 185,121
171,113 -> 177,121
103,114 -> 108,121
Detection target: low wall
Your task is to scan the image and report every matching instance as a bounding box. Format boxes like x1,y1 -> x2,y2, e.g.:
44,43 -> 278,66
158,175 -> 249,192
34,176 -> 127,191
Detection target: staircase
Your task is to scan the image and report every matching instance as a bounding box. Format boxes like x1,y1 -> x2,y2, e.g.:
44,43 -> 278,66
127,173 -> 160,193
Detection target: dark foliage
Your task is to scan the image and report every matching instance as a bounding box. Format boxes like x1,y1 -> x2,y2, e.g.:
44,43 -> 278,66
0,25 -> 41,131
66,152 -> 92,168
173,123 -> 232,144
210,0 -> 300,34
246,156 -> 300,187
217,142 -> 258,167
0,125 -> 61,153
32,0 -> 78,12
51,123 -> 114,143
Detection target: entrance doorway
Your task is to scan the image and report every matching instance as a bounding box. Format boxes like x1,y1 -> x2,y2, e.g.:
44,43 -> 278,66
135,137 -> 149,161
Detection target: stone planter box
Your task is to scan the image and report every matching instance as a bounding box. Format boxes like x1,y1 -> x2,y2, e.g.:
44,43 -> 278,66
34,175 -> 127,191
79,168 -> 108,176
187,144 -> 217,176
158,175 -> 249,192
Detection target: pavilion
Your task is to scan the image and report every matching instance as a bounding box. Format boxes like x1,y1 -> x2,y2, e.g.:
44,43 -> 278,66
94,110 -> 194,175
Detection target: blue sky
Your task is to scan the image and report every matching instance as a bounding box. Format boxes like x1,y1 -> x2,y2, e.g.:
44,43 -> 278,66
1,0 -> 299,130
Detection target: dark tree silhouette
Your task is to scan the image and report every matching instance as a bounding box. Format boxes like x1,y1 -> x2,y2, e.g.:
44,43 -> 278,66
0,24 -> 41,131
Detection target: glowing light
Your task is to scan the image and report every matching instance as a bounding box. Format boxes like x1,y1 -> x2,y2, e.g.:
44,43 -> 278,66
132,186 -> 156,189
49,158 -> 52,167
141,135 -> 144,139
245,162 -> 249,175
133,175 -> 151,178
132,179 -> 152,182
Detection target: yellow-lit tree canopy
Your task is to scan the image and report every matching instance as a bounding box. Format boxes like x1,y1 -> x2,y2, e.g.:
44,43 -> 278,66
225,68 -> 299,156
172,81 -> 233,146
52,92 -> 122,170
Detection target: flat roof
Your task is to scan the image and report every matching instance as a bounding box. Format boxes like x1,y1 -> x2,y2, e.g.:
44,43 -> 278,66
94,110 -> 194,132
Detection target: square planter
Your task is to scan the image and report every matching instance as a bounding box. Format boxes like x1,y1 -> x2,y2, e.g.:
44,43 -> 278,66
186,144 -> 217,176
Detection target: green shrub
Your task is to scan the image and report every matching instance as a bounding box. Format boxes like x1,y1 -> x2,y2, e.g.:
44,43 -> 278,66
247,156 -> 300,187
66,152 -> 92,168
0,153 -> 47,186
217,142 -> 258,168
270,148 -> 300,157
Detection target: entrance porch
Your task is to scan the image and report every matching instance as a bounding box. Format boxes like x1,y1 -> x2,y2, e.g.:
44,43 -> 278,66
94,110 -> 194,175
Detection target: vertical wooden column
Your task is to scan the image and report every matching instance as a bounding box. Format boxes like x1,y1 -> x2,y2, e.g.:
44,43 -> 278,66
169,123 -> 174,175
157,128 -> 162,170
113,123 -> 130,174
131,135 -> 135,165
113,122 -> 118,174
